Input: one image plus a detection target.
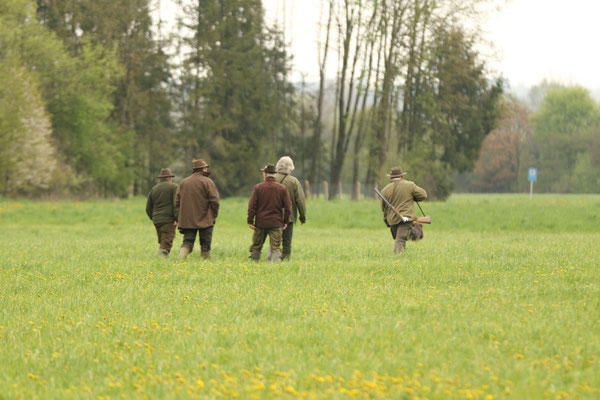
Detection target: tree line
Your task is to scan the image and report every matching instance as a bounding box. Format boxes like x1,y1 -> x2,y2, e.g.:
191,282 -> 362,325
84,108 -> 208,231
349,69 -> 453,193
464,82 -> 600,194
2,0 -> 519,199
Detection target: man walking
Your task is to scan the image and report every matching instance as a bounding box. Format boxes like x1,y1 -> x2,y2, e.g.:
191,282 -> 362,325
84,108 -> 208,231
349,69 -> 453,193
380,166 -> 427,254
146,168 -> 178,257
275,156 -> 306,260
175,159 -> 220,259
247,163 -> 292,262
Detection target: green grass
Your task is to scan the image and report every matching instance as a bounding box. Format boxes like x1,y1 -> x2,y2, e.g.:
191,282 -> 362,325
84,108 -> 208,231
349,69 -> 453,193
0,194 -> 599,399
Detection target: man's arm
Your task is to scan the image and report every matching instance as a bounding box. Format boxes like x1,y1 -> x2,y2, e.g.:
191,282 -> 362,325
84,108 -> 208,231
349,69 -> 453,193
282,188 -> 292,225
145,191 -> 154,220
295,179 -> 307,223
247,187 -> 258,225
207,180 -> 220,219
172,185 -> 179,222
413,184 -> 427,202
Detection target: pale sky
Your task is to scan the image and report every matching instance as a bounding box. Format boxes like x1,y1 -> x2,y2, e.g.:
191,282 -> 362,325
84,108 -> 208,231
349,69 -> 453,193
158,0 -> 600,89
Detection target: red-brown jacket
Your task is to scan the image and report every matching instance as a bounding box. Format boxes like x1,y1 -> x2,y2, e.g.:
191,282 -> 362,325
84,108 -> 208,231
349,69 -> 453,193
247,177 -> 292,228
175,171 -> 220,229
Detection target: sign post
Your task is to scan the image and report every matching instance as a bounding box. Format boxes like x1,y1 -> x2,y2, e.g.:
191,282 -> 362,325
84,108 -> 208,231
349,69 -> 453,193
528,168 -> 537,200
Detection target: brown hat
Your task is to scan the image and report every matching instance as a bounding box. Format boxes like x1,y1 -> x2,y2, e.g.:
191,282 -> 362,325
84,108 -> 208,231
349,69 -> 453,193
158,168 -> 174,178
261,163 -> 277,174
387,166 -> 407,178
193,159 -> 209,169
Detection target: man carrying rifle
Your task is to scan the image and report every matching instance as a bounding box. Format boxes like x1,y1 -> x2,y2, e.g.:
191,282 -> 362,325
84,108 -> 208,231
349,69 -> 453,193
380,166 -> 427,254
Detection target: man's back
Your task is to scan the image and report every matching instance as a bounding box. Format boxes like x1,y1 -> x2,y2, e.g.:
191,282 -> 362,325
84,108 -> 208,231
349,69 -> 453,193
275,172 -> 306,223
248,179 -> 291,228
176,172 -> 220,229
147,181 -> 178,225
381,179 -> 427,225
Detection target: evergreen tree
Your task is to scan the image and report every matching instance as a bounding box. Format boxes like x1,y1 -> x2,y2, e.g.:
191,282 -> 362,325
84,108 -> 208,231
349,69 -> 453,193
177,0 -> 292,196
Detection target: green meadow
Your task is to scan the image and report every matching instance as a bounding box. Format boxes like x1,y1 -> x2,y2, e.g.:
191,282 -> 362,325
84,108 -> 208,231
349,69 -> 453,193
0,194 -> 599,399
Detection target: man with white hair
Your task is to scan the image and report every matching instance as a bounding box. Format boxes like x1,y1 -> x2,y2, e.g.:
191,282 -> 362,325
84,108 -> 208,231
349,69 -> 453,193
275,156 -> 307,260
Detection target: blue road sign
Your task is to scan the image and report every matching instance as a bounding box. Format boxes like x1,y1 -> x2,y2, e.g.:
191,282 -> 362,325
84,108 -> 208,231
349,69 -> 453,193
528,168 -> 537,182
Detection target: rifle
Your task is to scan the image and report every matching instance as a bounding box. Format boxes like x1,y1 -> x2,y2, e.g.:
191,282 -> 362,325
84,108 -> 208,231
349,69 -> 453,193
374,187 -> 431,224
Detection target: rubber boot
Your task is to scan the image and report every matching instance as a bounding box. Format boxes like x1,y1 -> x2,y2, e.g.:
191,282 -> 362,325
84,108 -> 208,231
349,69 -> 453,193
178,246 -> 191,259
270,249 -> 282,263
201,251 -> 210,259
157,248 -> 169,257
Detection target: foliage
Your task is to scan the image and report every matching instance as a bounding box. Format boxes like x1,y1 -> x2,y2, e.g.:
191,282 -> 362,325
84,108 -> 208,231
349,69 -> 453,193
176,0 -> 294,197
471,98 -> 533,192
0,0 -> 130,196
36,0 -> 175,195
1,195 -> 599,398
531,87 -> 600,192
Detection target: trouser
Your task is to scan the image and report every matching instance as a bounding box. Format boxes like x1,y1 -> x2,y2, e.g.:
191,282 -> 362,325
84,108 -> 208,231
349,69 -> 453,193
155,223 -> 176,252
390,222 -> 413,254
249,227 -> 283,261
180,227 -> 214,253
281,222 -> 294,258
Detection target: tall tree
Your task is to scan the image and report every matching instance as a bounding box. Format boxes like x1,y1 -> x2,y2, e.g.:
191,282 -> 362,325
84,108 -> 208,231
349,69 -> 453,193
531,87 -> 600,192
37,0 -> 175,195
2,0 -> 124,196
176,0 -> 292,196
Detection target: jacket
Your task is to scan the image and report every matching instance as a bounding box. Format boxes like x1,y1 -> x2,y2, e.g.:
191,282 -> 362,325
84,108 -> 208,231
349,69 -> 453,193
146,181 -> 178,225
175,171 -> 220,229
381,178 -> 427,226
247,177 -> 292,228
274,172 -> 306,223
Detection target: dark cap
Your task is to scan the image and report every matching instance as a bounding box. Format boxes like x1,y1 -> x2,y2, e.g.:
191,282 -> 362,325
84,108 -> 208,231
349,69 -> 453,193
261,163 -> 276,174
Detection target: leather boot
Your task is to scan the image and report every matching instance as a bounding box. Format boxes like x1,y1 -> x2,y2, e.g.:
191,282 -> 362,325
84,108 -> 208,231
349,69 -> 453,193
281,252 -> 290,261
201,251 -> 210,259
178,246 -> 191,259
249,252 -> 261,261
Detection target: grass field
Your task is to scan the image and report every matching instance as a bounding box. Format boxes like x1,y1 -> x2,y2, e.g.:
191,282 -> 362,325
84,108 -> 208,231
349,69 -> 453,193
1,194 -> 599,399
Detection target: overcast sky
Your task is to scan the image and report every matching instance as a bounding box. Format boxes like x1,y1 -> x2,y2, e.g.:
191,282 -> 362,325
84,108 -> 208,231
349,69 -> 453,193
159,0 -> 600,90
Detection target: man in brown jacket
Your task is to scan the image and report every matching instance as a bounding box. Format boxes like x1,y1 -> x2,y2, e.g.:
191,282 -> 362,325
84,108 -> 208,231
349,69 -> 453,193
175,159 -> 220,259
247,163 -> 292,262
380,166 -> 427,254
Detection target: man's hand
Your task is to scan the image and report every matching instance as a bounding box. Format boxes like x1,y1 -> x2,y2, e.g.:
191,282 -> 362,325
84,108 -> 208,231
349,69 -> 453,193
249,224 -> 256,230
173,220 -> 178,226
299,215 -> 306,224
400,216 -> 411,223
282,224 -> 288,230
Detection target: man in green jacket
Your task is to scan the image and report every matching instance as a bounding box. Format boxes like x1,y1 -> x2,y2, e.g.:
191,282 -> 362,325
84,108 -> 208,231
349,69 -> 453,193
380,166 -> 427,254
146,168 -> 178,257
275,156 -> 306,260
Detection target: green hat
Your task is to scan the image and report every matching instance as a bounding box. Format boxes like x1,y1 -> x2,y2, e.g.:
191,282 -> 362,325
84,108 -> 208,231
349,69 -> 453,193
387,166 -> 407,178
157,168 -> 174,178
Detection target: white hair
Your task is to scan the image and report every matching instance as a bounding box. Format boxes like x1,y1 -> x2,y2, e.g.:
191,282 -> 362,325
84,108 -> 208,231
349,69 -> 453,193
276,156 -> 295,174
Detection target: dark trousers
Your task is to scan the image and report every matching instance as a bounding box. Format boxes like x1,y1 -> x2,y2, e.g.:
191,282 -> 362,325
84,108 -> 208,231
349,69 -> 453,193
282,222 -> 294,257
155,223 -> 176,252
180,227 -> 213,253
